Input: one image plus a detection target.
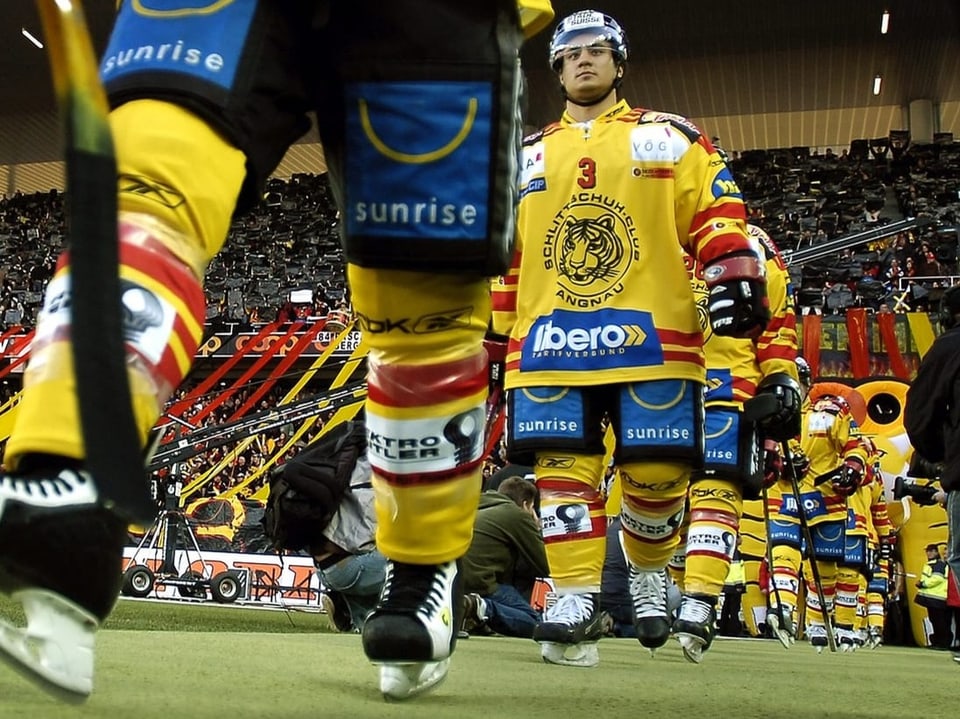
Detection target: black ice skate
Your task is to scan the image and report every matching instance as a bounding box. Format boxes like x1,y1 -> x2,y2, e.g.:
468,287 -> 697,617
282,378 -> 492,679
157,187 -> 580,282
0,468 -> 128,701
629,567 -> 671,653
534,593 -> 605,667
836,625 -> 859,652
674,594 -> 718,664
362,560 -> 462,700
806,622 -> 830,653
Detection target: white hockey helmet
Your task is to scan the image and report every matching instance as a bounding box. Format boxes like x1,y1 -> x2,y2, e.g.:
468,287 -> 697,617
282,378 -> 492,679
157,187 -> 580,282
549,10 -> 628,71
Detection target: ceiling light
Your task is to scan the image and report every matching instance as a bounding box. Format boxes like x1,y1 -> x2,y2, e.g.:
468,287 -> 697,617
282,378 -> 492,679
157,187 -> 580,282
873,75 -> 883,95
880,10 -> 890,34
21,28 -> 43,49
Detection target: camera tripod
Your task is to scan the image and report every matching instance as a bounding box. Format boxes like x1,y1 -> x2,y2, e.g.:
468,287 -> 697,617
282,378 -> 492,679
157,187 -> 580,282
120,481 -> 247,603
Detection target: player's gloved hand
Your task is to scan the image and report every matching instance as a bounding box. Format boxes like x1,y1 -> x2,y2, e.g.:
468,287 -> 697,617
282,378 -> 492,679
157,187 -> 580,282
755,372 -> 803,441
787,445 -> 810,480
703,251 -> 771,338
762,439 -> 782,488
830,458 -> 864,496
879,535 -> 895,561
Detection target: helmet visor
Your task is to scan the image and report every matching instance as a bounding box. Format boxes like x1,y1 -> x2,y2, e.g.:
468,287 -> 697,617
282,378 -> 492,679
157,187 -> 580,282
551,33 -> 619,66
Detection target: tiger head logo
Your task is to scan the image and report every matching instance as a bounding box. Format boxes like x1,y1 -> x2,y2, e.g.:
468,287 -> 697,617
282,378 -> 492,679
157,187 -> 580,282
557,215 -> 624,287
544,195 -> 639,305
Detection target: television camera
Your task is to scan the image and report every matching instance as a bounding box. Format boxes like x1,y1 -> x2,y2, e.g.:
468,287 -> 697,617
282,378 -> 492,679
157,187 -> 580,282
119,470 -> 249,604
892,453 -> 944,507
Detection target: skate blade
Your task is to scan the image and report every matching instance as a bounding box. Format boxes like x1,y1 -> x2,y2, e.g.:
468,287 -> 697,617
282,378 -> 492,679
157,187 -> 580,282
768,616 -> 792,650
378,658 -> 450,701
540,641 -> 599,668
676,633 -> 707,664
773,629 -> 792,650
0,589 -> 96,703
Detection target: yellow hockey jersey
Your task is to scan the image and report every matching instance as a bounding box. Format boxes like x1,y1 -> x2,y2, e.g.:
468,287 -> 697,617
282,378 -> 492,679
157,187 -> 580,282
799,395 -> 868,522
688,224 -> 798,405
492,100 -> 755,390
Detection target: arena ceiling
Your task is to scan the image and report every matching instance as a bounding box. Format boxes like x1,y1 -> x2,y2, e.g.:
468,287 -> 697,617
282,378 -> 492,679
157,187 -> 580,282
1,0 -> 959,173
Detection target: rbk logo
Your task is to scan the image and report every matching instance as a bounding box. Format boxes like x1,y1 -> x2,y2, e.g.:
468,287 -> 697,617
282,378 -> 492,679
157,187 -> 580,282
412,307 -> 473,333
537,456 -> 576,469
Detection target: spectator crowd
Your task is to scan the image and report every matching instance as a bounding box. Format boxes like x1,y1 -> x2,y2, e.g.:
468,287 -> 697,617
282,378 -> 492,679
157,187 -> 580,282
2,139 -> 958,329
1,136 -> 959,501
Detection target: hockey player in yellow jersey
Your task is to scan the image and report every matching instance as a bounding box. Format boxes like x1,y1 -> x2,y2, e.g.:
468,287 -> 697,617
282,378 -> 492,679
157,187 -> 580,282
0,0 -> 554,703
836,435 -> 879,650
767,382 -> 868,651
677,223 -> 799,661
491,9 -> 770,667
764,356 -> 809,646
864,437 -> 894,648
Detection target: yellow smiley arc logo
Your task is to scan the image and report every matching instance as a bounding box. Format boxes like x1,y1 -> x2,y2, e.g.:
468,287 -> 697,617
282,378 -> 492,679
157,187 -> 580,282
627,381 -> 687,410
704,415 -> 734,440
132,0 -> 236,18
521,387 -> 570,404
358,97 -> 478,164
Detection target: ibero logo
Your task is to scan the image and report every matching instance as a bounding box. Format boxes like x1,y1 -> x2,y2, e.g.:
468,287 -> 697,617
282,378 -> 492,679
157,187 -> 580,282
532,319 -> 646,355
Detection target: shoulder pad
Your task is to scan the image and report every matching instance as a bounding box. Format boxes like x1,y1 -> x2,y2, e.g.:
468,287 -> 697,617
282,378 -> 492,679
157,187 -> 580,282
747,225 -> 785,264
522,128 -> 545,146
637,110 -> 702,144
813,396 -> 848,416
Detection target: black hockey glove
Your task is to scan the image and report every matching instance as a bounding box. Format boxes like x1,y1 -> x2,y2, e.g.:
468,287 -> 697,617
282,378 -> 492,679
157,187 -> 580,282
755,372 -> 803,441
830,458 -> 864,497
703,251 -> 770,338
788,445 -> 810,480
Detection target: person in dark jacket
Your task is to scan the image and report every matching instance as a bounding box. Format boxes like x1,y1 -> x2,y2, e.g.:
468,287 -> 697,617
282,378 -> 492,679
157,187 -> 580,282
905,285 -> 960,657
461,477 -> 550,638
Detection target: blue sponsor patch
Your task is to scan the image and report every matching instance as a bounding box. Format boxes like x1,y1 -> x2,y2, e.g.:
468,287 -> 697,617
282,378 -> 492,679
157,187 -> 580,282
844,535 -> 867,565
705,368 -> 734,402
511,387 -> 585,443
101,0 -> 256,90
778,493 -> 799,518
520,177 -> 547,198
522,308 -> 661,372
845,508 -> 857,531
345,81 -> 491,241
703,406 -> 740,469
768,520 -> 801,548
799,491 -> 828,520
619,380 -> 697,453
811,521 -> 845,558
711,166 -> 743,200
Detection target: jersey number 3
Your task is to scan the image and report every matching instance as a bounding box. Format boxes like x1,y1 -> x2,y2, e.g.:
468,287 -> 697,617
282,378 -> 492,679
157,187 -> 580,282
577,157 -> 596,189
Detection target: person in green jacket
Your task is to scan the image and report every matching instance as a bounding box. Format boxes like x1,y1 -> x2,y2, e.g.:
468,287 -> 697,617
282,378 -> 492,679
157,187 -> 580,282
916,543 -> 952,649
462,477 -> 551,638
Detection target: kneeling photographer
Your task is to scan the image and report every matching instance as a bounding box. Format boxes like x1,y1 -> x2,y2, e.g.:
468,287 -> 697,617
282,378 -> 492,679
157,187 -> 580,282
262,418 -> 384,632
904,286 -> 960,653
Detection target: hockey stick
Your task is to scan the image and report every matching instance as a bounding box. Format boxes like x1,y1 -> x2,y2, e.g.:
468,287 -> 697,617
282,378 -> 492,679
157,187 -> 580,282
779,439 -> 838,653
35,0 -> 154,522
